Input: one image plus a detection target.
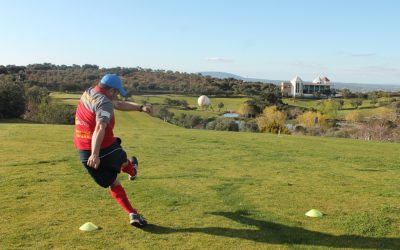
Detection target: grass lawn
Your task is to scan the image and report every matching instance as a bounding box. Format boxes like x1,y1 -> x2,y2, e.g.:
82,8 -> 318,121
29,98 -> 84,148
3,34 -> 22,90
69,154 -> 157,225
50,92 -> 82,100
1,111 -> 399,249
132,95 -> 250,111
283,97 -> 398,120
283,98 -> 377,110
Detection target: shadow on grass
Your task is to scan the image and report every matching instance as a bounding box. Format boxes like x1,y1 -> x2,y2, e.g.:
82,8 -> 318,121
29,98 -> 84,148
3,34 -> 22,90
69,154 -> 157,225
341,106 -> 376,111
0,118 -> 40,124
142,211 -> 399,249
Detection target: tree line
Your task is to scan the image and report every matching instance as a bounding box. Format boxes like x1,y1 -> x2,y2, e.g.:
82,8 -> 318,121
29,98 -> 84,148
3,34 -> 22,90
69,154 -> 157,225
0,63 -> 281,96
0,63 -> 283,123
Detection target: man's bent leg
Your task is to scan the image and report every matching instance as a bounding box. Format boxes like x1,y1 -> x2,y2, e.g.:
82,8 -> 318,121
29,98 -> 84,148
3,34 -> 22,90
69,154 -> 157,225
120,156 -> 138,181
109,178 -> 137,215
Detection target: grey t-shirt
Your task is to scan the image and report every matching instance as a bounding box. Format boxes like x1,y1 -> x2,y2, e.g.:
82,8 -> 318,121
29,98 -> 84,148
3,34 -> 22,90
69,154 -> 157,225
80,87 -> 114,124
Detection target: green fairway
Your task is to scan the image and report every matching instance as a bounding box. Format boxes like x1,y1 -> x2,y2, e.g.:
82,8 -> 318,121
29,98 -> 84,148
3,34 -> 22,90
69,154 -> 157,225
282,97 -> 398,120
283,98 -> 376,110
131,95 -> 250,111
53,93 -> 249,119
1,113 -> 399,249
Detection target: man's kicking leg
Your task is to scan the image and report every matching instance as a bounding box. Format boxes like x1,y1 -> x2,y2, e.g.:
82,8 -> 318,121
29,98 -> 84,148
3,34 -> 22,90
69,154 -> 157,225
120,156 -> 138,181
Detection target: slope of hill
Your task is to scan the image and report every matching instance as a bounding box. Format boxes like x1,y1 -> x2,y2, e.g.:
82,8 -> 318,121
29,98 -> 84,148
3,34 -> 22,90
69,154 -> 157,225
1,114 -> 399,249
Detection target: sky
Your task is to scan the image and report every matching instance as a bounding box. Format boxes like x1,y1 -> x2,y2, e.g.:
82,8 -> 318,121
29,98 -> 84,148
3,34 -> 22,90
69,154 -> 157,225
1,0 -> 400,84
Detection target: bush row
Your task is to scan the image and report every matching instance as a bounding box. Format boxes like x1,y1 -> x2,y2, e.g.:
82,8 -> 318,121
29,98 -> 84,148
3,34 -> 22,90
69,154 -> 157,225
0,81 -> 75,124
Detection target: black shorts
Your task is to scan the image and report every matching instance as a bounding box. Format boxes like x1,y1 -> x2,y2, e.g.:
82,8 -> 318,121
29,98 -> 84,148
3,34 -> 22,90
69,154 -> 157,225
79,138 -> 128,188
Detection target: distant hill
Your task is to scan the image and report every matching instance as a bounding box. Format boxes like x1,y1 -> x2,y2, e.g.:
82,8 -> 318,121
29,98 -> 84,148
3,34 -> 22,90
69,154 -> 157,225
332,82 -> 400,92
199,71 -> 400,92
199,71 -> 280,84
198,71 -> 245,80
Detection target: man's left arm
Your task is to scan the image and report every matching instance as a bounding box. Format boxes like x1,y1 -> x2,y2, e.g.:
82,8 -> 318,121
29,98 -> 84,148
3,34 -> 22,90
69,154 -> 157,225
113,101 -> 151,113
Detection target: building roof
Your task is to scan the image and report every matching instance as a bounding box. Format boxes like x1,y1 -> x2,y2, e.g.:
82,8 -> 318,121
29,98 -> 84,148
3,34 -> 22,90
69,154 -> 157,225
290,76 -> 303,84
312,76 -> 322,84
322,76 -> 330,82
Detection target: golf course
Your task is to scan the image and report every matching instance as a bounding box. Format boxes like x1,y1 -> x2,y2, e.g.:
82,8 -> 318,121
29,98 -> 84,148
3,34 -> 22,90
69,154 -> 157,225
1,109 -> 399,249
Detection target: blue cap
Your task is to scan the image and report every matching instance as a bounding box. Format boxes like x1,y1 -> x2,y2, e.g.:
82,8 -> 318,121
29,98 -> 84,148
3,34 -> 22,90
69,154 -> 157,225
100,74 -> 127,97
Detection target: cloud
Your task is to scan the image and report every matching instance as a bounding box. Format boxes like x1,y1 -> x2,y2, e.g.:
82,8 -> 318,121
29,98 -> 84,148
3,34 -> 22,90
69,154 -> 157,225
350,53 -> 376,57
337,51 -> 376,57
206,57 -> 234,63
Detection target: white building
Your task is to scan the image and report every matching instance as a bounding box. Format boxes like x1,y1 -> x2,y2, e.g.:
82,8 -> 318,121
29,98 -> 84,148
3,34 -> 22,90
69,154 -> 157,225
281,76 -> 332,97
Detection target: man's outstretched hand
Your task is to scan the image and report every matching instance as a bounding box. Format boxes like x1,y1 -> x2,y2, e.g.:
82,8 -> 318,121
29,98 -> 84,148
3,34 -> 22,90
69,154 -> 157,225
142,105 -> 152,114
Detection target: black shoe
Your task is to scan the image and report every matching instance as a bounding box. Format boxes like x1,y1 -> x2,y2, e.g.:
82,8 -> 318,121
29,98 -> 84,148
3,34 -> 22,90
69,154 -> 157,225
129,213 -> 147,228
129,156 -> 138,181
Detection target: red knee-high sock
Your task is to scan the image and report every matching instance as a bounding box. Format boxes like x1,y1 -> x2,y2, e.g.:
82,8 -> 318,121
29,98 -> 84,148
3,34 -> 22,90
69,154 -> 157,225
110,184 -> 137,215
121,160 -> 136,176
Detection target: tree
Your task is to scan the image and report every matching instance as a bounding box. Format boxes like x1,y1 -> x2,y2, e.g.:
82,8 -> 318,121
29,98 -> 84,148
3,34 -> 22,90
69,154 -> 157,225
253,85 -> 282,110
25,85 -> 49,104
238,101 -> 258,118
24,86 -> 50,120
317,99 -> 340,119
368,92 -> 378,104
338,100 -> 344,110
340,89 -> 353,98
0,81 -> 25,118
256,106 -> 288,133
217,102 -> 224,112
296,111 -> 326,129
350,99 -> 363,109
345,111 -> 364,123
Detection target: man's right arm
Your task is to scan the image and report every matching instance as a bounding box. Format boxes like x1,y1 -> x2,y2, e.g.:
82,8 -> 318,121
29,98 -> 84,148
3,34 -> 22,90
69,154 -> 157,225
87,121 -> 107,169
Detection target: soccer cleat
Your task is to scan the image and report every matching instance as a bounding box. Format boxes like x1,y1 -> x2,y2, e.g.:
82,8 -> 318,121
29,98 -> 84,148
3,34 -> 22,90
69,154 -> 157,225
129,156 -> 138,181
129,213 -> 147,228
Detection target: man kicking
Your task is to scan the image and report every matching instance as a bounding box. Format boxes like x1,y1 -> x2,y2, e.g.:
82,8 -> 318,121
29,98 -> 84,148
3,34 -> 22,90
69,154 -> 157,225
74,73 -> 151,227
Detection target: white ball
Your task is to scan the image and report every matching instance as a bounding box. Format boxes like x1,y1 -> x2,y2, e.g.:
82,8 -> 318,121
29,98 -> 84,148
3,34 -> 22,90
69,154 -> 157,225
197,95 -> 210,106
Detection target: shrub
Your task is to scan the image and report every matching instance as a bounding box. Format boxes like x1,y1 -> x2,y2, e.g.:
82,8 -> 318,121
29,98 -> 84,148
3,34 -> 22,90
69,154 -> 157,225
152,105 -> 174,122
36,101 -> 75,124
164,98 -> 189,109
325,128 -> 351,138
238,101 -> 258,118
24,86 -> 50,120
334,130 -> 351,138
213,118 -> 239,131
296,111 -> 326,129
172,113 -> 203,128
345,111 -> 364,123
205,120 -> 216,130
25,85 -> 49,104
239,119 -> 259,132
256,106 -> 287,133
